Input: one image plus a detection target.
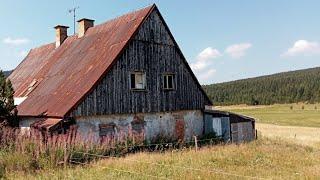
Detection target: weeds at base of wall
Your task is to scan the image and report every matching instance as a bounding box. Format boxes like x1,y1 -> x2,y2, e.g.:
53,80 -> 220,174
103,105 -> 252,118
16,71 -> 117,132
0,126 -> 222,178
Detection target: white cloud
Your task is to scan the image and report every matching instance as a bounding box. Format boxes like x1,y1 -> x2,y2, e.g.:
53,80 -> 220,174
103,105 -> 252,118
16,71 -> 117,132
196,47 -> 222,61
191,47 -> 221,84
225,43 -> 252,58
191,47 -> 221,71
3,37 -> 29,46
282,40 -> 320,57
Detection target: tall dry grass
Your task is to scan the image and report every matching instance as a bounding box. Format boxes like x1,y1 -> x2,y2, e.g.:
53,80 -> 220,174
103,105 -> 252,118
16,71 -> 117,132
0,126 -> 219,178
7,137 -> 320,180
0,126 -> 145,177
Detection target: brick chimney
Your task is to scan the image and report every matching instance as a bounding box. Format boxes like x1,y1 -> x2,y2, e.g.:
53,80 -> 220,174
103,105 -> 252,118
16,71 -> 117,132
77,18 -> 94,38
54,25 -> 69,48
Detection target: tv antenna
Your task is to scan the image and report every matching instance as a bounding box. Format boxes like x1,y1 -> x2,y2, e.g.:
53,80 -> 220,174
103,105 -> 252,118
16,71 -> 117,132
68,6 -> 80,35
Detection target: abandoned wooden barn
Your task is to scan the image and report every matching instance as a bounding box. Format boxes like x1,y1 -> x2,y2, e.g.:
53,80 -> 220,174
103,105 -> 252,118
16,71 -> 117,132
8,4 -> 255,142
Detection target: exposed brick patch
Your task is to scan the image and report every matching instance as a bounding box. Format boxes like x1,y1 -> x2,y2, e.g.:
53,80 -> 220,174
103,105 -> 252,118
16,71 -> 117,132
131,115 -> 145,133
175,119 -> 185,140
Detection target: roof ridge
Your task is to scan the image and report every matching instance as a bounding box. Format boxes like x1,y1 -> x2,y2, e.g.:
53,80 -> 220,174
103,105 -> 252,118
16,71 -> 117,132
92,4 -> 155,30
28,5 -> 156,52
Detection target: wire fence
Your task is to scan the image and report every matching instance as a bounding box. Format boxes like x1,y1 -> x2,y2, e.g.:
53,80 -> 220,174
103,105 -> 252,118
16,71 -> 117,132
69,160 -> 172,180
68,137 -> 267,180
70,151 -> 266,180
108,136 -> 223,149
70,136 -> 225,156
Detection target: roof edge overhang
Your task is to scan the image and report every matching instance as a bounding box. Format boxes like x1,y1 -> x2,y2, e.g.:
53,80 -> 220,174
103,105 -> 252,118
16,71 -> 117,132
204,109 -> 256,122
18,115 -> 65,119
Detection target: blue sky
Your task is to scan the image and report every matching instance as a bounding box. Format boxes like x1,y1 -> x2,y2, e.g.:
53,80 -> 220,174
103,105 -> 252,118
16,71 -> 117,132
1,0 -> 320,84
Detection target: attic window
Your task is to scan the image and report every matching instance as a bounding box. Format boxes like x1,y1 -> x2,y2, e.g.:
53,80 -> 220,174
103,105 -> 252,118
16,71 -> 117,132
163,74 -> 175,90
130,72 -> 146,90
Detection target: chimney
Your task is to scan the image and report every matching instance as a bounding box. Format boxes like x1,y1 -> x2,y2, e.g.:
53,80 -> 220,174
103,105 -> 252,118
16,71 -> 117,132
54,25 -> 69,48
77,18 -> 94,38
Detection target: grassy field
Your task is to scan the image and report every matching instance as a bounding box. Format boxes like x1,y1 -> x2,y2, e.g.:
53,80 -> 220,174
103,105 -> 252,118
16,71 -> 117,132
256,123 -> 320,148
217,103 -> 320,147
7,137 -> 320,180
217,103 -> 320,127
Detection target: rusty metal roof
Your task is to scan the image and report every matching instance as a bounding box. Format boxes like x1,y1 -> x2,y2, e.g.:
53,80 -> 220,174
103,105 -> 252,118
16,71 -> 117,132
9,5 -> 155,117
31,118 -> 62,131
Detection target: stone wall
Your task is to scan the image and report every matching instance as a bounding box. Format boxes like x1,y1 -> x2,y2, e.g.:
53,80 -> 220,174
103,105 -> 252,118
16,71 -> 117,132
75,110 -> 203,142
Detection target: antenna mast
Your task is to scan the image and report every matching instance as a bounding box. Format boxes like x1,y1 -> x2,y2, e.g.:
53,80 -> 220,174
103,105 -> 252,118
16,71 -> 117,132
68,6 -> 79,35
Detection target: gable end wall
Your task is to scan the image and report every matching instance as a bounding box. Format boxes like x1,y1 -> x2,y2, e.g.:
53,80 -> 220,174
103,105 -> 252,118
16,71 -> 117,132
71,10 -> 210,117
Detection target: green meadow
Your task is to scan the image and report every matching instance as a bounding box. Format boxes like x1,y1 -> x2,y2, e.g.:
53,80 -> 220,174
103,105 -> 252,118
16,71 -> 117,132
218,103 -> 320,128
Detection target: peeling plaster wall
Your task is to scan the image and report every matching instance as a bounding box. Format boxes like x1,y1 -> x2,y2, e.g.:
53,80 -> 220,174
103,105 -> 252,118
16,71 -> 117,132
19,117 -> 40,134
75,110 -> 203,142
19,118 -> 39,128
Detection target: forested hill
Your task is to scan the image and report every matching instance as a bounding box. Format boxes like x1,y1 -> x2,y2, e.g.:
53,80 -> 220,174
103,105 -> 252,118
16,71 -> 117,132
203,67 -> 320,105
3,70 -> 12,78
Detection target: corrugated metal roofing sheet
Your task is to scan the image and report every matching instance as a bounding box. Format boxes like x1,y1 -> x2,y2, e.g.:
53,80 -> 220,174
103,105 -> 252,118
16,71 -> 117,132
9,5 -> 155,117
31,118 -> 62,130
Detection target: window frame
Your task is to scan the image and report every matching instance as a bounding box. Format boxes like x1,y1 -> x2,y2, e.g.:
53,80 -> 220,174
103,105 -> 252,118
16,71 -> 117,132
162,73 -> 176,90
130,71 -> 147,91
99,123 -> 116,137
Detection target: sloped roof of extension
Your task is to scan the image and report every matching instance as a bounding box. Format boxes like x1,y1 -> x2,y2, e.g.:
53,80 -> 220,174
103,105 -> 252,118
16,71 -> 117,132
9,4 -> 212,118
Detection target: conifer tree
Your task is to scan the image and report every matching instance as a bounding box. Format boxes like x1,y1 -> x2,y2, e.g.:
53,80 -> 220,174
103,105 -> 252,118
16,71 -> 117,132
0,70 -> 18,127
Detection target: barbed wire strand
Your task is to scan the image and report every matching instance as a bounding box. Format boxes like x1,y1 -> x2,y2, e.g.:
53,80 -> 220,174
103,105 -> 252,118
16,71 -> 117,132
69,160 -> 171,180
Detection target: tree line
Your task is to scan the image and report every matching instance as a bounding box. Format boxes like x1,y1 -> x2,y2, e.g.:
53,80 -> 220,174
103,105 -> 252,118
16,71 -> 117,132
0,70 -> 17,127
203,67 -> 320,105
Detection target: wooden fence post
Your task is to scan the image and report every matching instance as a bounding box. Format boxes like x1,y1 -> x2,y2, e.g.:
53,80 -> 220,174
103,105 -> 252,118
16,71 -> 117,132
125,139 -> 128,152
255,129 -> 258,140
64,140 -> 67,168
194,136 -> 198,152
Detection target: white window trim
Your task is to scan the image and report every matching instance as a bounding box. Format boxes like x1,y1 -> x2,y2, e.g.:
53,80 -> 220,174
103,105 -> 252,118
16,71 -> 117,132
163,73 -> 175,90
130,71 -> 146,90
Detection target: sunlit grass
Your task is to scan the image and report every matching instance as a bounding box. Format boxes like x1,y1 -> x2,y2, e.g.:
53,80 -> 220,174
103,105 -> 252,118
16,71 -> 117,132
217,103 -> 320,127
7,138 -> 320,179
256,123 -> 320,148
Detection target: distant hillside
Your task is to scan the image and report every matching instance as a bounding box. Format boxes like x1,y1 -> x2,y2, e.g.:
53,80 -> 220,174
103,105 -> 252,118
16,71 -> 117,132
203,67 -> 320,105
3,70 -> 12,78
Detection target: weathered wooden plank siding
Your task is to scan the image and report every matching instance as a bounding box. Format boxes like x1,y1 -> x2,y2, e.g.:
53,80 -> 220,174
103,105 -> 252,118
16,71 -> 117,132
71,10 -> 210,117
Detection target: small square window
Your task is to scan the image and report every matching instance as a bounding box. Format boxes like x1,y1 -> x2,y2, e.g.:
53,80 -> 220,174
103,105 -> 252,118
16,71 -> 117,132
130,72 -> 146,90
163,74 -> 175,90
99,123 -> 116,137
